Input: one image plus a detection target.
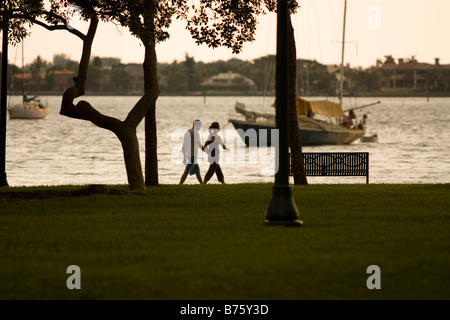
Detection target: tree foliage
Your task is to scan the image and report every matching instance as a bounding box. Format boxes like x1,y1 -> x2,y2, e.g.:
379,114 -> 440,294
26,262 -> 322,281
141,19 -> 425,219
0,0 -> 44,44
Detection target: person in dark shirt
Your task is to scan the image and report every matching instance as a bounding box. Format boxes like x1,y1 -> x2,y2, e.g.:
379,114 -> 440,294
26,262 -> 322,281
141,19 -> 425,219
203,122 -> 228,184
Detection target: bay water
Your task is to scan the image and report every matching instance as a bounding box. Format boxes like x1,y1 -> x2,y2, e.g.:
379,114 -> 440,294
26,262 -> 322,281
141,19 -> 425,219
4,95 -> 450,186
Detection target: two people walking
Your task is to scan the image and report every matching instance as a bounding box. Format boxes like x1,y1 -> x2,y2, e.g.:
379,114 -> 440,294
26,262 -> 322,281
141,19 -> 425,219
179,120 -> 228,185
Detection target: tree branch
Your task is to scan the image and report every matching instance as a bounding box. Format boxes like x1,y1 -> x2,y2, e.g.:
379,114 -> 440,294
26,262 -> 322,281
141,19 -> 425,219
28,17 -> 86,40
58,15 -> 123,136
124,35 -> 160,129
124,93 -> 156,129
75,100 -> 124,133
10,9 -> 86,40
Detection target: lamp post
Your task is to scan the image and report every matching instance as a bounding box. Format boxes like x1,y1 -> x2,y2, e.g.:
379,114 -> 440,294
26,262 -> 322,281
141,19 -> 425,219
1,18 -> 9,187
264,0 -> 302,227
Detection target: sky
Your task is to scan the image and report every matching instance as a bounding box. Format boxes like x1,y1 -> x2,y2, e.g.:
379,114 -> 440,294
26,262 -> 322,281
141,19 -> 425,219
7,0 -> 450,69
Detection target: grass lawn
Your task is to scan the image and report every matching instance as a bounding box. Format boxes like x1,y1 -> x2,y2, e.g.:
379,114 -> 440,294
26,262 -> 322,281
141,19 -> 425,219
0,183 -> 449,300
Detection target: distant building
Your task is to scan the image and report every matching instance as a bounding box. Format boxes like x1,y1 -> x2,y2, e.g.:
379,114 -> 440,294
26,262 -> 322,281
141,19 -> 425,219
13,72 -> 46,92
375,57 -> 450,91
12,69 -> 75,93
121,64 -> 167,94
125,64 -> 144,95
202,71 -> 256,92
47,70 -> 75,91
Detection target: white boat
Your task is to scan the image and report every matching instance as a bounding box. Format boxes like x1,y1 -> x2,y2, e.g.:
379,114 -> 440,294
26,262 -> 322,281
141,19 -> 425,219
8,96 -> 49,119
7,41 -> 49,120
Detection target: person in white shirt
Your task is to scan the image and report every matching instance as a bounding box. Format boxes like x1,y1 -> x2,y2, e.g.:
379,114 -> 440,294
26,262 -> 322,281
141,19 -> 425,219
179,120 -> 204,184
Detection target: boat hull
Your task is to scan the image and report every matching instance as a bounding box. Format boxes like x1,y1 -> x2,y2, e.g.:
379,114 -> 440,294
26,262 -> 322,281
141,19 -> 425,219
8,104 -> 49,119
229,119 -> 365,146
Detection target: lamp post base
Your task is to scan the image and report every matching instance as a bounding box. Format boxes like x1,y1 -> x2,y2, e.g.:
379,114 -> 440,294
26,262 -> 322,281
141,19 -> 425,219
263,219 -> 303,227
264,185 -> 302,227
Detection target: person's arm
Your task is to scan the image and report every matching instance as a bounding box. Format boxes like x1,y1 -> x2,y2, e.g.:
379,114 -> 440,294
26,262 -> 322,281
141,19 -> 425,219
216,135 -> 227,150
194,131 -> 203,151
181,132 -> 186,153
203,139 -> 213,150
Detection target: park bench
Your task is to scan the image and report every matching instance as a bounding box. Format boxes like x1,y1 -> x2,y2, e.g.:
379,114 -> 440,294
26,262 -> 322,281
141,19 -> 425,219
288,152 -> 369,184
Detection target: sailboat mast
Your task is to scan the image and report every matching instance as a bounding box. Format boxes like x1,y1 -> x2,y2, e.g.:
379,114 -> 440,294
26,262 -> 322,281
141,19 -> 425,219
21,41 -> 25,99
339,0 -> 347,106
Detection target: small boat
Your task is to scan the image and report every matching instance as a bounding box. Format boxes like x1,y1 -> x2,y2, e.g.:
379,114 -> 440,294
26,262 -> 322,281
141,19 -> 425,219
8,95 -> 49,119
360,134 -> 379,143
229,99 -> 367,147
7,40 -> 49,120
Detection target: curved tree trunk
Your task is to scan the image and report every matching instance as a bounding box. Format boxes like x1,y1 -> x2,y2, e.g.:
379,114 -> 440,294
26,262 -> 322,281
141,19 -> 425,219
60,16 -> 149,190
117,126 -> 144,190
287,14 -> 308,185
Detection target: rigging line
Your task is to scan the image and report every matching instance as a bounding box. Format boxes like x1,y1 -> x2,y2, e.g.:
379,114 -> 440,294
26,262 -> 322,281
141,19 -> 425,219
7,42 -> 20,108
329,0 -> 339,66
262,13 -> 275,109
353,0 -> 370,67
21,38 -> 24,98
347,1 -> 361,108
339,0 -> 347,106
295,3 -> 309,97
348,0 -> 361,68
313,0 -> 324,64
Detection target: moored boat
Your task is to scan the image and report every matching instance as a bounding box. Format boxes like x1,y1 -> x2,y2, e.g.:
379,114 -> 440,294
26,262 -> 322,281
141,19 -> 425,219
360,134 -> 379,143
8,39 -> 49,120
8,96 -> 49,119
229,99 -> 366,147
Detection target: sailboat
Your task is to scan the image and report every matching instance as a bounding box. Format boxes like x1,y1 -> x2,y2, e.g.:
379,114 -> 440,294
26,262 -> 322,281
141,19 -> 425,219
229,0 -> 376,146
8,41 -> 49,119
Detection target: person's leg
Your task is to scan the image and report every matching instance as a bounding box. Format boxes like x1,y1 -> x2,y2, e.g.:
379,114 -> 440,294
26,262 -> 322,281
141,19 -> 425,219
179,173 -> 188,184
215,164 -> 225,184
203,164 -> 216,184
189,163 -> 202,184
180,163 -> 194,184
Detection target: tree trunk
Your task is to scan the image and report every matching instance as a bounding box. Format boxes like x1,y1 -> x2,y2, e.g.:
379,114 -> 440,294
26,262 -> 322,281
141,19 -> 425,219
143,39 -> 161,187
287,14 -> 308,185
145,104 -> 158,186
118,127 -> 145,190
60,16 -> 148,190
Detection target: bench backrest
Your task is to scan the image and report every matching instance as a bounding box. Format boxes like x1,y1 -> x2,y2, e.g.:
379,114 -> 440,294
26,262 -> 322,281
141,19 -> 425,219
289,152 -> 369,184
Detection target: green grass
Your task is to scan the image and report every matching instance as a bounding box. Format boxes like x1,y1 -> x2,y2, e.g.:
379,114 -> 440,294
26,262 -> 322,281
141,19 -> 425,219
0,183 -> 449,300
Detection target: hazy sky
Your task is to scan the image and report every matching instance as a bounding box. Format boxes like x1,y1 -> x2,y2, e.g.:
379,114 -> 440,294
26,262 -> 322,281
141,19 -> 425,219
8,0 -> 450,68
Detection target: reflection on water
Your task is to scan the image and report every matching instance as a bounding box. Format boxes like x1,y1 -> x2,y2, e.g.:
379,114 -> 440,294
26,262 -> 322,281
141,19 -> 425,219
5,95 -> 450,186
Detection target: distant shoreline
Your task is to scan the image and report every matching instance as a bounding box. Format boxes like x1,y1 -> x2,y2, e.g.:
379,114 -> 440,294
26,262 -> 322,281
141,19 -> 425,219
9,91 -> 450,98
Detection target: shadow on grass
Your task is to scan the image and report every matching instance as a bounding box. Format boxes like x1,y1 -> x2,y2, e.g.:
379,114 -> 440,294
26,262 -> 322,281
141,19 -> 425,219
0,184 -> 130,202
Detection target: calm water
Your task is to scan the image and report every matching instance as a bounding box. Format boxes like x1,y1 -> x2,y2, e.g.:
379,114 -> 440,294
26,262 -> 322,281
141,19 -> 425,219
4,95 -> 450,186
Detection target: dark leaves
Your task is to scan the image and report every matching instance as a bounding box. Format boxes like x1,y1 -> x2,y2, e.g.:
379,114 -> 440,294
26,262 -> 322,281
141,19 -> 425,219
1,0 -> 300,52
